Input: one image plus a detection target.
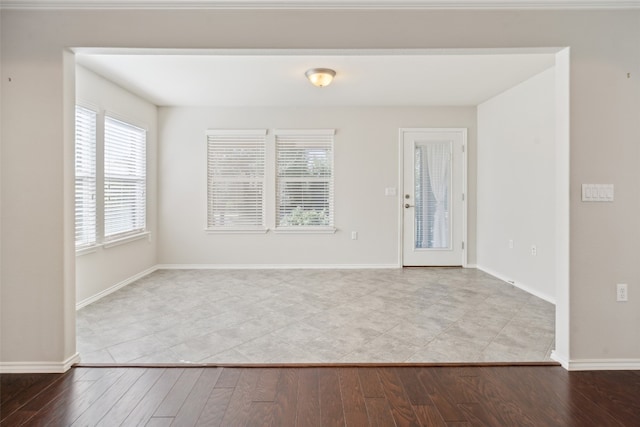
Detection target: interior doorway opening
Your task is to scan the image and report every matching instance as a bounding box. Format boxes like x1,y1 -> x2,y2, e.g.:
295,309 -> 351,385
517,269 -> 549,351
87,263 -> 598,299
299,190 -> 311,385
69,47 -> 570,366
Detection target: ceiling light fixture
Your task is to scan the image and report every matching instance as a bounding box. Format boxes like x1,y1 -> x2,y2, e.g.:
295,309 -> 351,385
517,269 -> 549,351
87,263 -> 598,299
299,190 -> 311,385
305,68 -> 336,87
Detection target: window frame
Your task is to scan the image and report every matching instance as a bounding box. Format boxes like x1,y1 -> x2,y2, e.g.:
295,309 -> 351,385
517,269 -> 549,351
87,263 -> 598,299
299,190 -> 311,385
74,105 -> 98,250
103,114 -> 148,242
274,129 -> 336,234
205,129 -> 268,233
74,106 -> 149,255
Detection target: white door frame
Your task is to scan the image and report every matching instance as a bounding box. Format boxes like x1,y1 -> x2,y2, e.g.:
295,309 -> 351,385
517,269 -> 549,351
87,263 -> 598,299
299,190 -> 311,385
398,128 -> 468,268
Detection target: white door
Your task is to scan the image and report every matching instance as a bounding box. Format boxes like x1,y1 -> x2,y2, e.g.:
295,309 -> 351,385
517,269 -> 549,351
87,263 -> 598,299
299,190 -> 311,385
402,129 -> 466,266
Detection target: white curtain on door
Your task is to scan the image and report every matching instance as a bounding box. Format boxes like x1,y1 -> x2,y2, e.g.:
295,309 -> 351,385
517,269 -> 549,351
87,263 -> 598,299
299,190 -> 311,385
424,142 -> 450,248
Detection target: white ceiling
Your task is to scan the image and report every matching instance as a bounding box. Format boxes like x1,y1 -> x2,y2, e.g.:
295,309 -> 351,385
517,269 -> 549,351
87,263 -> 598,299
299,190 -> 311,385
76,52 -> 556,107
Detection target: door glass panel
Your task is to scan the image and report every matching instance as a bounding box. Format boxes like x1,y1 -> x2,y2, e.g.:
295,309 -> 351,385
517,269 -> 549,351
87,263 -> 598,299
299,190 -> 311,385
414,141 -> 451,250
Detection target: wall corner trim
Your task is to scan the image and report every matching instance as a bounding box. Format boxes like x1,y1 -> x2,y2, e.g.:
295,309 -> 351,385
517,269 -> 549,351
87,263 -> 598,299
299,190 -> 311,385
0,353 -> 80,374
76,265 -> 159,310
550,350 -> 569,369
566,358 -> 640,371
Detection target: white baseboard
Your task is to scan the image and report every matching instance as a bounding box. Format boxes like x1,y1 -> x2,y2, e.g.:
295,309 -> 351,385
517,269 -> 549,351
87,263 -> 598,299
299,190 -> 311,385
156,263 -> 401,270
550,350 -> 569,369
476,264 -> 556,305
465,263 -> 478,268
76,265 -> 159,310
0,352 -> 80,374
566,358 -> 640,371
549,352 -> 640,371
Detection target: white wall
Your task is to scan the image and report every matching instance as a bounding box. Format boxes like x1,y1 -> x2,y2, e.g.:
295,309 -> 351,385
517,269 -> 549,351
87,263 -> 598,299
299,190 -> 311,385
75,66 -> 158,305
477,67 -> 556,303
158,106 -> 477,266
1,9 -> 639,369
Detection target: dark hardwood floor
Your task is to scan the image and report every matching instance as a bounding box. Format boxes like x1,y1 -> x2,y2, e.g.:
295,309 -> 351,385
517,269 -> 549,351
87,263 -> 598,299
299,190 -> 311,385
1,365 -> 639,426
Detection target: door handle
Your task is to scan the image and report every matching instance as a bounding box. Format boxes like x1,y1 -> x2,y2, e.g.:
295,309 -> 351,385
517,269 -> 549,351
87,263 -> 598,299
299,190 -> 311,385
405,203 -> 414,209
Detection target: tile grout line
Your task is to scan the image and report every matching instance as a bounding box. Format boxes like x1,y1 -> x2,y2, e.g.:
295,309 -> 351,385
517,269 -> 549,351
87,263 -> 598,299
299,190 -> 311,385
78,269 -> 555,365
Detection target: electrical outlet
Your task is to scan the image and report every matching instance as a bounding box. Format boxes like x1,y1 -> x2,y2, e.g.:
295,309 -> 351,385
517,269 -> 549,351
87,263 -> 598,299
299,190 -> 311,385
509,239 -> 514,249
617,283 -> 628,302
531,245 -> 537,256
351,231 -> 358,240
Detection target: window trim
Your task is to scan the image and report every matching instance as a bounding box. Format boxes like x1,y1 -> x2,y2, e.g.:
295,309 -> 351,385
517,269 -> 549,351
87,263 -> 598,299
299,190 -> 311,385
74,106 -> 150,254
204,128 -> 338,235
102,230 -> 150,249
103,114 -> 148,242
74,105 -> 98,250
274,128 -> 335,232
272,227 -> 337,234
205,129 -> 268,232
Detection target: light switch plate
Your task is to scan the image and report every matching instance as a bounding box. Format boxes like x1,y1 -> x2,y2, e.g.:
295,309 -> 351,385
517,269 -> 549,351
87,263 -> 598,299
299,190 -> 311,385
385,187 -> 397,196
582,184 -> 614,202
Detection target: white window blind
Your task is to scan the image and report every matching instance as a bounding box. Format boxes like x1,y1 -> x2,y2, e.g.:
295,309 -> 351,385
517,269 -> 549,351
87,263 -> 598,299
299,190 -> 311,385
207,130 -> 266,230
75,106 -> 97,248
275,130 -> 335,228
104,116 -> 146,240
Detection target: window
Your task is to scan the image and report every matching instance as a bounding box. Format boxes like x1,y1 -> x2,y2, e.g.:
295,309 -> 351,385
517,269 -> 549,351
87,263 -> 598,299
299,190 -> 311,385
275,129 -> 334,229
104,116 -> 147,240
75,106 -> 97,248
415,141 -> 451,249
74,108 -> 148,251
207,130 -> 266,231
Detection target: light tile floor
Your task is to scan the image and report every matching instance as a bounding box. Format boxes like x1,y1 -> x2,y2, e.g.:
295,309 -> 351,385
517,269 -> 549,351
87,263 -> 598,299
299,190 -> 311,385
77,268 -> 555,364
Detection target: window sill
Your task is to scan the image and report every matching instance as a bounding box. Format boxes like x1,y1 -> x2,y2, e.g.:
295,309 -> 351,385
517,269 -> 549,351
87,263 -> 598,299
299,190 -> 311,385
206,228 -> 269,234
103,231 -> 150,249
273,227 -> 337,234
76,245 -> 99,257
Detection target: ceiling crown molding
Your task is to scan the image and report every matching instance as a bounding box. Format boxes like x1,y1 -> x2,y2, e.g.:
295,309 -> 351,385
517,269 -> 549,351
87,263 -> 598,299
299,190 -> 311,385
1,0 -> 640,11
